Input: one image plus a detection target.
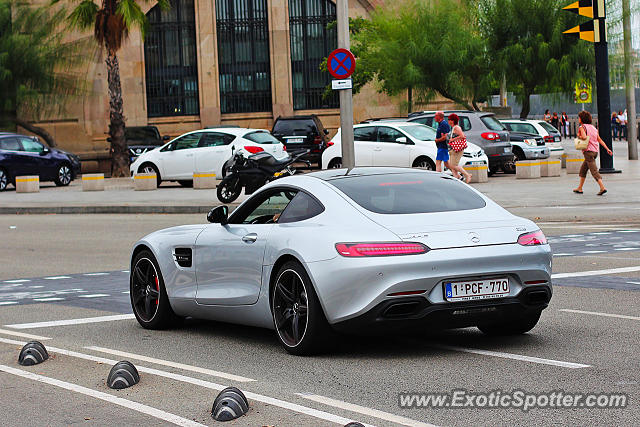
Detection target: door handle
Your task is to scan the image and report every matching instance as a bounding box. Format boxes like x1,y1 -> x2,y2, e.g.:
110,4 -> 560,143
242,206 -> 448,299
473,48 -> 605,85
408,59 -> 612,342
242,233 -> 258,243
374,147 -> 382,151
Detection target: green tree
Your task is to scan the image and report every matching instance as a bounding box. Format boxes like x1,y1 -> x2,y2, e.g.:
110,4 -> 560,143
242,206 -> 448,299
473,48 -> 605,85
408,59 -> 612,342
0,0 -> 85,146
477,0 -> 594,118
54,0 -> 169,176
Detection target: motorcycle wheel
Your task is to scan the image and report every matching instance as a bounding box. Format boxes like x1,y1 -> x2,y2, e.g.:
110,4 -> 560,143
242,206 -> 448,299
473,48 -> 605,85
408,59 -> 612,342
217,175 -> 242,203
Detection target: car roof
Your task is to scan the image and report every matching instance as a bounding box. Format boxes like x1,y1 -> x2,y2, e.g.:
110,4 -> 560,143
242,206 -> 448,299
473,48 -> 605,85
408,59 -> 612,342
306,167 -> 440,181
355,121 -> 426,128
275,115 -> 317,120
189,128 -> 269,137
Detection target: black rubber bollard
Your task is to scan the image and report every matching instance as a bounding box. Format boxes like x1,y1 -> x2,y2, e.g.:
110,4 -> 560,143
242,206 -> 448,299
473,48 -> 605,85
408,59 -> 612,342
18,341 -> 49,366
211,387 -> 249,421
107,361 -> 140,389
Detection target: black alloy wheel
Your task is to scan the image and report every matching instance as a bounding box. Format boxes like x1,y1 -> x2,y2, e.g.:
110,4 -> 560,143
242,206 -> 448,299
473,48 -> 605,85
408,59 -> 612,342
0,168 -> 8,191
54,164 -> 72,186
413,157 -> 434,170
328,158 -> 342,169
217,175 -> 242,203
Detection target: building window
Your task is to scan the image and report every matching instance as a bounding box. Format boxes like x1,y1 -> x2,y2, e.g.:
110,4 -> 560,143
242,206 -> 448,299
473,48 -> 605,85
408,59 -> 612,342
216,0 -> 272,114
289,0 -> 339,110
144,0 -> 199,117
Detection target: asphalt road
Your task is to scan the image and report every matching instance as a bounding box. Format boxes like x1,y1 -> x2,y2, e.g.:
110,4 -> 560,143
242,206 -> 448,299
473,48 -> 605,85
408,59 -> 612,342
0,215 -> 639,426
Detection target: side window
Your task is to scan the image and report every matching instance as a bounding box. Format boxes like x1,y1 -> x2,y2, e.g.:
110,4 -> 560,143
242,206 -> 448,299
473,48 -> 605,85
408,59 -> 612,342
19,138 -> 45,153
0,138 -> 22,151
173,133 -> 201,150
459,117 -> 472,131
377,127 -> 404,143
230,189 -> 297,224
410,116 -> 433,127
199,132 -> 233,147
354,126 -> 376,142
278,192 -> 325,223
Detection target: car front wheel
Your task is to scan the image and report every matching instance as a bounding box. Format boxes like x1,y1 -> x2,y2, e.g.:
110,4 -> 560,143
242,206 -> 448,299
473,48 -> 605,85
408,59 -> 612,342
477,311 -> 541,335
327,158 -> 342,169
138,163 -> 161,187
54,163 -> 72,186
0,168 -> 8,191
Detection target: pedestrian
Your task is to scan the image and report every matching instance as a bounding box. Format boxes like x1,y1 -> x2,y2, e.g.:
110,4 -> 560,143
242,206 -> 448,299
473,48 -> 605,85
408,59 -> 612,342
573,110 -> 612,196
447,113 -> 472,183
611,111 -> 618,140
543,109 -> 551,123
433,111 -> 457,177
551,112 -> 560,130
561,111 -> 570,138
619,109 -> 627,141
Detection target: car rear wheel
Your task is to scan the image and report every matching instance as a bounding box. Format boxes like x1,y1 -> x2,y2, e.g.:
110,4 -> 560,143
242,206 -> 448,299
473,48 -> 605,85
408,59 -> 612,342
412,156 -> 435,170
130,250 -> 180,329
502,149 -> 522,174
54,163 -> 72,186
0,168 -> 8,191
138,163 -> 161,187
477,311 -> 541,335
271,261 -> 331,355
328,158 -> 342,169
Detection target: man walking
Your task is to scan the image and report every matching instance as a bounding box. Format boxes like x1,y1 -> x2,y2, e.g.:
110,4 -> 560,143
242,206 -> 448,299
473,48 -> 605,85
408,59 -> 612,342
434,111 -> 456,177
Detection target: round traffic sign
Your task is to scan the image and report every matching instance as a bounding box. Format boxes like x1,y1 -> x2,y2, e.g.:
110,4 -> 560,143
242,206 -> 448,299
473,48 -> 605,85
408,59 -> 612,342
327,48 -> 356,79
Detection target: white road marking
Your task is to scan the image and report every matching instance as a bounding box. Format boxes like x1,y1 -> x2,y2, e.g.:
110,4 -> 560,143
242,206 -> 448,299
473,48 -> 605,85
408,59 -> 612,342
627,281 -> 640,285
618,230 -> 640,233
590,232 -> 612,235
122,270 -> 130,273
553,253 -> 574,257
0,328 -> 51,340
28,285 -> 44,289
4,314 -> 135,329
0,302 -> 18,305
581,250 -> 607,254
552,266 -> 640,279
297,393 -> 435,427
85,346 -> 256,383
77,294 -> 110,298
43,276 -> 71,280
83,272 -> 110,276
122,291 -> 130,294
33,297 -> 65,302
561,235 -> 581,237
614,248 -> 638,251
560,309 -> 640,321
433,344 -> 590,369
0,364 -> 205,427
3,279 -> 30,283
0,337 -> 364,426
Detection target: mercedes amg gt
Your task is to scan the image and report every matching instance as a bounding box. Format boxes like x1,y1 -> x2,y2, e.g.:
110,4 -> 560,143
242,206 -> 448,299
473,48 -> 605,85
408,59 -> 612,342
129,168 -> 552,355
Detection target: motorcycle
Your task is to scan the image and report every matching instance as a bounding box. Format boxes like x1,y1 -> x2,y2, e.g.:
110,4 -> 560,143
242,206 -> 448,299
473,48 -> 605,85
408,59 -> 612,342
216,149 -> 310,203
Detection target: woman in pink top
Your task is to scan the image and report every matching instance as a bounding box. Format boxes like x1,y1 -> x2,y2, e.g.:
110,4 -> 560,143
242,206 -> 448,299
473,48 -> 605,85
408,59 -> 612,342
573,110 -> 612,195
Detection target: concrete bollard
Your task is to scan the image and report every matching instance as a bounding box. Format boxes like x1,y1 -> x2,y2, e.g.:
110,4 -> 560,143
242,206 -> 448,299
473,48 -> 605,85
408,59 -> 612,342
515,160 -> 541,179
540,160 -> 561,177
193,172 -> 217,189
565,154 -> 584,174
462,164 -> 489,183
134,173 -> 157,191
82,173 -> 105,191
561,153 -> 568,169
15,176 -> 39,193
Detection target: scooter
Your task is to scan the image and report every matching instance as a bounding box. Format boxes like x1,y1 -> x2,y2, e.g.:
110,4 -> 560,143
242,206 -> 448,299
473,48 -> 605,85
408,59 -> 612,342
216,149 -> 310,203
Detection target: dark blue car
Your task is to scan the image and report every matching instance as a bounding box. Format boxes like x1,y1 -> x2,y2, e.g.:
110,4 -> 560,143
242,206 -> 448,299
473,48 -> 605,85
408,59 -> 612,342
0,132 -> 81,191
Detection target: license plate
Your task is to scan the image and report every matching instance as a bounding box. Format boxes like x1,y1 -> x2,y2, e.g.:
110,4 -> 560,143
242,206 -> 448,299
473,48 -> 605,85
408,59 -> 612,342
554,136 -> 560,142
287,138 -> 304,144
471,161 -> 484,165
444,278 -> 510,301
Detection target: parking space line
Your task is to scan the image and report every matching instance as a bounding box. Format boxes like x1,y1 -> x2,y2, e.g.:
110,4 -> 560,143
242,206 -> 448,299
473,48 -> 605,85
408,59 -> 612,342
582,250 -> 607,254
297,393 -> 435,427
0,364 -> 205,427
77,294 -> 110,298
83,272 -> 110,276
43,276 -> 71,280
552,265 -> 640,279
614,248 -> 638,251
553,253 -> 574,257
4,314 -> 135,329
3,279 -> 30,283
560,309 -> 640,321
0,338 -> 364,426
0,328 -> 51,340
85,346 -> 256,383
433,344 -> 590,369
0,302 -> 18,305
33,297 -> 65,302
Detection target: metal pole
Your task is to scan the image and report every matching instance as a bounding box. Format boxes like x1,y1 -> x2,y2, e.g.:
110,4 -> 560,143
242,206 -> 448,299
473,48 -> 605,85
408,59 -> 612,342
337,0 -> 355,169
622,0 -> 638,160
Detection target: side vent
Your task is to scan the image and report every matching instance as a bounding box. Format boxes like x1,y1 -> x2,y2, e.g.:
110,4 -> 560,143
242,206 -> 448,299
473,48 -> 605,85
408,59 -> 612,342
173,248 -> 192,268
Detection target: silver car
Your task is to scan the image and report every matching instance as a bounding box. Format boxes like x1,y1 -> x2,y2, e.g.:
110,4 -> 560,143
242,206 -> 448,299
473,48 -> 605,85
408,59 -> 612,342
130,168 -> 552,355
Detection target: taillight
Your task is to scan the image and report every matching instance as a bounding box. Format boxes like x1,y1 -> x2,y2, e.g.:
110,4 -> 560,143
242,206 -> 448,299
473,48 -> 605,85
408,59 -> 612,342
313,135 -> 322,144
481,132 -> 500,141
543,135 -> 554,143
335,242 -> 429,257
327,142 -> 334,147
244,146 -> 264,154
283,145 -> 287,151
517,230 -> 547,246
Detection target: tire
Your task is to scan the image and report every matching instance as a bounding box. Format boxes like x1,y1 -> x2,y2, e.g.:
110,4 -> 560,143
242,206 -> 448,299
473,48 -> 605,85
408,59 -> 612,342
54,163 -> 72,186
178,180 -> 193,188
412,156 -> 435,170
217,175 -> 242,203
502,149 -> 522,174
477,311 -> 541,336
327,158 -> 342,169
488,166 -> 498,176
271,261 -> 331,355
0,168 -> 8,191
130,250 -> 180,330
138,163 -> 161,187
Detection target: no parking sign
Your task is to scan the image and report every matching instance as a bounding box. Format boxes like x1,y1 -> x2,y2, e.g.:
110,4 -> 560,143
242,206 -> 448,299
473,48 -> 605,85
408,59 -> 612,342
327,48 -> 356,80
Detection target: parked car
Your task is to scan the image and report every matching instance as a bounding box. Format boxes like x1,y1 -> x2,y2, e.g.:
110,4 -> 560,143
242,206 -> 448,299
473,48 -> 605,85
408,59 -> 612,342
129,128 -> 287,187
271,115 -> 330,168
321,122 -> 488,171
0,132 -> 81,191
407,111 -> 514,176
501,119 -> 565,157
125,126 -> 170,163
501,131 -> 549,173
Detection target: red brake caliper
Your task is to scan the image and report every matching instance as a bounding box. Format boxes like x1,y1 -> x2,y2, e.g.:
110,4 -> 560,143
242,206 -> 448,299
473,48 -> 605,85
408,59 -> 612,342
154,276 -> 159,305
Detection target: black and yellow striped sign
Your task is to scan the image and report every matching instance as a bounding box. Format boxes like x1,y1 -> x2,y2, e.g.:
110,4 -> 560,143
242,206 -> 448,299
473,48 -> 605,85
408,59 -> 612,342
563,19 -> 600,42
563,0 -> 594,18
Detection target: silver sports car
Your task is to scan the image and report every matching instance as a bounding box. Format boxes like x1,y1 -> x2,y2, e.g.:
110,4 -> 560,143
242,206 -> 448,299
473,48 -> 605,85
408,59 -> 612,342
130,168 -> 552,355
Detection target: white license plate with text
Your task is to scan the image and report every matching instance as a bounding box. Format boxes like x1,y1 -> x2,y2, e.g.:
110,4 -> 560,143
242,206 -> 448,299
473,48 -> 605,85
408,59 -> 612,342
444,278 -> 510,301
286,138 -> 304,143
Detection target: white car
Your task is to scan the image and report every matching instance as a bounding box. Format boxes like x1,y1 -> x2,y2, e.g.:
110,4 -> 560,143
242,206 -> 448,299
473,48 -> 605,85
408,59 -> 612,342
130,128 -> 287,186
501,119 -> 565,157
321,122 -> 488,171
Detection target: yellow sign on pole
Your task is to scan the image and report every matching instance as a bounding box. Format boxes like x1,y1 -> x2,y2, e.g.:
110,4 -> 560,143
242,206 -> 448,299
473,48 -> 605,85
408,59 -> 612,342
563,0 -> 594,18
575,81 -> 592,103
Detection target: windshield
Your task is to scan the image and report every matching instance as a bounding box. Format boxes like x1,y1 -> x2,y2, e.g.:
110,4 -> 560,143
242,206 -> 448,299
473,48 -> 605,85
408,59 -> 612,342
329,173 -> 486,214
538,122 -> 559,134
399,125 -> 436,141
273,119 -> 317,135
244,131 -> 280,144
480,115 -> 506,131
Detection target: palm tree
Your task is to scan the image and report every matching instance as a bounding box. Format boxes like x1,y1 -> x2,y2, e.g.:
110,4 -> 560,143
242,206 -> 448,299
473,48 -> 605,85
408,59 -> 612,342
57,0 -> 169,176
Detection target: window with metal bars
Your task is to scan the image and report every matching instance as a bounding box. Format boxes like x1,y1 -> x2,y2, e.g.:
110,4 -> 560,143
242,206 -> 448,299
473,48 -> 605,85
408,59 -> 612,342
289,0 -> 339,110
216,0 -> 272,114
144,0 -> 200,118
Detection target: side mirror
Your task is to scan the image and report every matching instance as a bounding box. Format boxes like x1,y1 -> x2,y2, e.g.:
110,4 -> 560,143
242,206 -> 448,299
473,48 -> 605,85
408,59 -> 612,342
207,206 -> 228,224
396,136 -> 408,144
40,147 -> 50,155
323,129 -> 329,135
162,135 -> 170,141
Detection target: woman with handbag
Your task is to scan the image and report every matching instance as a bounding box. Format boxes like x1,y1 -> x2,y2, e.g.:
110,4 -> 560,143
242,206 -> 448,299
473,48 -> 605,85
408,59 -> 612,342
447,114 -> 472,184
573,110 -> 612,196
